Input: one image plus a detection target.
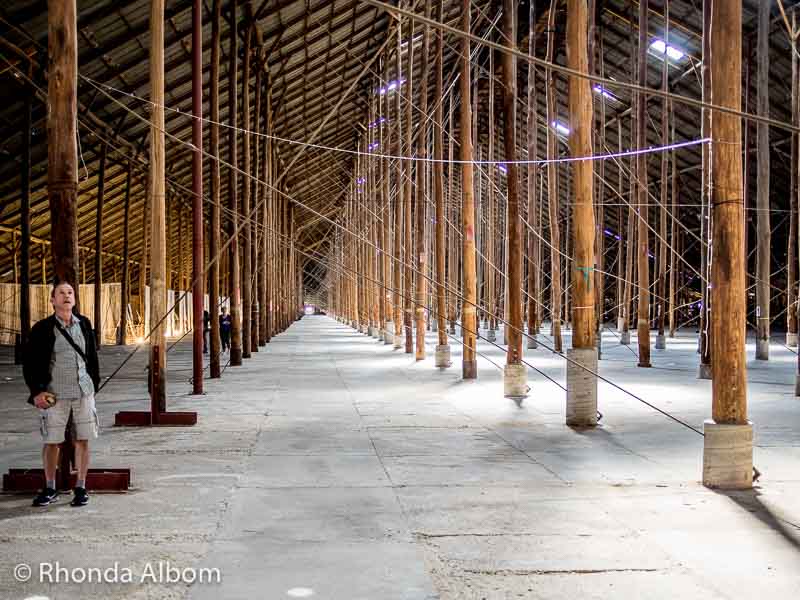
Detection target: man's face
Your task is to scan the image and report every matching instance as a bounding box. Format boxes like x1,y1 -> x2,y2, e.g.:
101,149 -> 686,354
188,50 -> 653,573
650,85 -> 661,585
51,283 -> 75,313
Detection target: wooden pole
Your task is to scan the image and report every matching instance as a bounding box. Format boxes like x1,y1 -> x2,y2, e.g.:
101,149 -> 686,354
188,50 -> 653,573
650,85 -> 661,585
191,0 -> 204,393
94,144 -> 107,345
208,0 -> 222,376
253,53 -> 263,349
501,0 -> 525,397
380,75 -> 391,342
117,163 -> 132,345
669,114 -> 678,338
526,0 -> 539,351
48,0 -> 80,299
259,76 -> 269,346
228,4 -> 243,366
635,0 -> 651,368
698,0 -> 712,379
566,0 -> 597,425
447,98 -> 457,335
414,0 -> 431,360
487,51 -> 496,339
656,1 -> 669,350
460,0 -> 477,379
241,19 -> 253,359
138,170 -> 150,333
403,16 -> 415,354
393,23 -> 404,348
149,0 -> 168,414
545,0 -> 562,352
434,0 -> 449,366
265,83 -> 273,343
18,69 -> 32,363
703,0 -> 751,490
594,25 -> 606,359
789,19 -> 798,348
755,0 -> 770,360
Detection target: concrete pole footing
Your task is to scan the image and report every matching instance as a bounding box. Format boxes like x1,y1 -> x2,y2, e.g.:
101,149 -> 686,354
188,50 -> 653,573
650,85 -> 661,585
503,363 -> 528,398
393,334 -> 402,349
617,317 -> 624,332
485,329 -> 496,343
383,322 -> 393,344
697,362 -> 712,380
787,332 -> 798,347
655,334 -> 666,350
434,344 -> 451,368
755,339 -> 769,360
702,419 -> 753,489
527,333 -> 538,349
620,331 -> 630,345
566,347 -> 598,427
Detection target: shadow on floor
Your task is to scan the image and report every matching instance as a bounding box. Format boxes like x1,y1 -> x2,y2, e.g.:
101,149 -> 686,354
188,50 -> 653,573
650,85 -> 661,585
716,487 -> 800,553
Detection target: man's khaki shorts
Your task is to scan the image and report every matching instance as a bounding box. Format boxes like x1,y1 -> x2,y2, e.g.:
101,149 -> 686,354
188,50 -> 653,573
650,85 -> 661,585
39,394 -> 99,444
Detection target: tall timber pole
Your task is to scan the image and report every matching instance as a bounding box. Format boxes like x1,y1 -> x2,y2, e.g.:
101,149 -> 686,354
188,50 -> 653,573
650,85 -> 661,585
703,0 -> 752,490
501,0 -> 526,398
414,0 -> 431,360
149,0 -> 168,412
526,0 -> 540,351
392,23 -> 404,349
635,0 -> 651,368
434,0 -> 450,368
191,0 -> 204,393
241,20 -> 253,359
565,0 -> 597,425
403,15 -> 415,354
208,0 -> 222,377
48,0 -> 80,297
228,4 -> 243,366
754,0 -> 770,360
460,0 -> 478,379
545,0 -> 562,352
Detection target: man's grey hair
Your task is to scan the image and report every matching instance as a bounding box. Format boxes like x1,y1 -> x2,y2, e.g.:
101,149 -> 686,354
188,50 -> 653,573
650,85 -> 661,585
51,281 -> 75,298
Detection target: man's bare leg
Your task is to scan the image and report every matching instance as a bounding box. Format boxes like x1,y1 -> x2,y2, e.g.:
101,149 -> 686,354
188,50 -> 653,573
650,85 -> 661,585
71,440 -> 90,506
42,443 -> 60,484
73,440 -> 89,483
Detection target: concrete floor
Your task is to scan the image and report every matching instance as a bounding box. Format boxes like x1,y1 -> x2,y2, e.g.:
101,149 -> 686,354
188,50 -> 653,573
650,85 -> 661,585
1,314 -> 799,599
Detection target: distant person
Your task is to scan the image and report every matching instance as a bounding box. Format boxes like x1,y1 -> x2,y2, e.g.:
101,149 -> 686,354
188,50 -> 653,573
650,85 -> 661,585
220,306 -> 232,353
203,309 -> 210,354
23,281 -> 100,508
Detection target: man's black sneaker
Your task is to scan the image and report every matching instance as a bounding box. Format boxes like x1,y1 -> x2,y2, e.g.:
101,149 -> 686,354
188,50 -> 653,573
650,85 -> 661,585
32,487 -> 59,507
70,487 -> 89,507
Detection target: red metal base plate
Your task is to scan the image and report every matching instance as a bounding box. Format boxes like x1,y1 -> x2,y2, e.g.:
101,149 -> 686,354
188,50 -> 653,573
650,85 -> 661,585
114,411 -> 198,426
2,468 -> 131,492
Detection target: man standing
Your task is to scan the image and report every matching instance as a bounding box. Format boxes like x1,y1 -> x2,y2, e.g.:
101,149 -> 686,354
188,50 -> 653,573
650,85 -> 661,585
23,282 -> 100,507
220,306 -> 232,353
203,309 -> 210,354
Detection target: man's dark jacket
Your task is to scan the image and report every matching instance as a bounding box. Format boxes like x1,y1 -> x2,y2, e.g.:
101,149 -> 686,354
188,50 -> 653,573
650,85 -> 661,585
22,313 -> 100,405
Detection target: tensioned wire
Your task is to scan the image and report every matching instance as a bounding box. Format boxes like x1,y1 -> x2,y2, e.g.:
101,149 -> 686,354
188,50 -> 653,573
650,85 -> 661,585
2,14 -> 758,432
40,10 -> 771,313
11,32 -> 767,445
80,75 -> 709,167
362,0 -> 800,135
309,226 -> 567,391
313,220 -> 715,436
349,88 -> 689,318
